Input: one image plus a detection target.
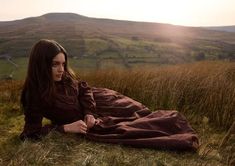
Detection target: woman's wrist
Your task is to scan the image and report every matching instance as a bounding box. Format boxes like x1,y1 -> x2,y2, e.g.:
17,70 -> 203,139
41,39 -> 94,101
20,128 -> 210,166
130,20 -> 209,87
53,124 -> 66,133
62,124 -> 69,132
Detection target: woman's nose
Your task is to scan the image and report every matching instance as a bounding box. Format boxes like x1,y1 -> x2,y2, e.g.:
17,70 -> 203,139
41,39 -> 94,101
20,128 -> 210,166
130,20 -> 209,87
58,65 -> 64,72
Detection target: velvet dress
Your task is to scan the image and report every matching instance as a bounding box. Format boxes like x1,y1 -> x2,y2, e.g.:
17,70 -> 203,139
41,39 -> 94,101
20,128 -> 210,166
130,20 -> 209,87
20,81 -> 199,151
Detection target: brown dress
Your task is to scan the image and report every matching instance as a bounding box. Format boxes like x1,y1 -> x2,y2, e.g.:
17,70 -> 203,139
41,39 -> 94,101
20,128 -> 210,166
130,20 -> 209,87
20,81 -> 199,151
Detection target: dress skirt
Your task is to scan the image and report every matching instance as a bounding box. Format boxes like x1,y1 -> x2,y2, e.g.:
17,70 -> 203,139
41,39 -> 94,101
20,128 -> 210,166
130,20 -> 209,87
85,87 -> 199,151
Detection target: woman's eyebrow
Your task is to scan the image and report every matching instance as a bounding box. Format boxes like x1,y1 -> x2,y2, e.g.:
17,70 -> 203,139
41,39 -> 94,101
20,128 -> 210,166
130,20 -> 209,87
52,60 -> 65,63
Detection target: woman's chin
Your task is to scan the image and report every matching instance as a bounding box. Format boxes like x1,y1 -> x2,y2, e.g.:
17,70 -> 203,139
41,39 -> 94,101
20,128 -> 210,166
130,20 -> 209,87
53,77 -> 62,82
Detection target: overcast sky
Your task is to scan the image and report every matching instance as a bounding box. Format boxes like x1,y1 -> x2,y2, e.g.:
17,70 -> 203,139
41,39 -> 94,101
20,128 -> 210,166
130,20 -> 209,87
1,0 -> 235,26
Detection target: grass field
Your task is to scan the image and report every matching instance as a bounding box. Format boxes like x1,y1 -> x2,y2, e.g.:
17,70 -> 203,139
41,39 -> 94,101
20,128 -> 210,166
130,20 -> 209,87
0,61 -> 234,165
0,56 -> 169,80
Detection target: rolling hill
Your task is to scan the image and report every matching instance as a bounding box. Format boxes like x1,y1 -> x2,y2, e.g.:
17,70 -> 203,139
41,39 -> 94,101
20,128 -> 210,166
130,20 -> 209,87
203,25 -> 235,33
0,13 -> 234,63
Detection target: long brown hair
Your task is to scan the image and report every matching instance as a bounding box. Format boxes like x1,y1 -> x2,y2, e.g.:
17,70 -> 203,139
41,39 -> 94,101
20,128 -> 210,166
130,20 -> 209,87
21,39 -> 78,108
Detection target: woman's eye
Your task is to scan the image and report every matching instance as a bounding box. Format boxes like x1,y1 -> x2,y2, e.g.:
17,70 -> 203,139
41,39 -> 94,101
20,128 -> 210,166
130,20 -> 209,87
52,63 -> 58,67
52,62 -> 65,67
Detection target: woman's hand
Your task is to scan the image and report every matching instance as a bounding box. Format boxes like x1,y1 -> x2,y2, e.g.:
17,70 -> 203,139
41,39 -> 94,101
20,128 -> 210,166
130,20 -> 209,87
84,114 -> 96,130
63,120 -> 87,134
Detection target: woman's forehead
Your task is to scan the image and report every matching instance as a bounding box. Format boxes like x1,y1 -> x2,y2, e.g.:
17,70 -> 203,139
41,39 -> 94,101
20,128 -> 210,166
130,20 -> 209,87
53,53 -> 65,61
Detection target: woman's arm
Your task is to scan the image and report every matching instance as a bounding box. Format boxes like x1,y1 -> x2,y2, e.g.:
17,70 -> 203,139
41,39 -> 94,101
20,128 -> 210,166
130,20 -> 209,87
20,107 -> 64,141
78,81 -> 97,129
78,81 -> 96,116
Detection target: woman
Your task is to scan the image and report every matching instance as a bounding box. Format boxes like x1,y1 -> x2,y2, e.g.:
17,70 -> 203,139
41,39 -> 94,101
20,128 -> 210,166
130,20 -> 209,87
20,39 -> 199,151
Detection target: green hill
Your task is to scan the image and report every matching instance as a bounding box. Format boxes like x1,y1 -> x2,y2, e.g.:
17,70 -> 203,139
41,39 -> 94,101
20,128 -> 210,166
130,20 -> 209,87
0,12 -> 234,59
0,13 -> 235,79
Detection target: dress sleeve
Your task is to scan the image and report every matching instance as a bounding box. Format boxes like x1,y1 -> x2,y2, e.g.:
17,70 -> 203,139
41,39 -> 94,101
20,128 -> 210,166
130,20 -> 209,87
78,81 -> 96,116
20,106 -> 64,141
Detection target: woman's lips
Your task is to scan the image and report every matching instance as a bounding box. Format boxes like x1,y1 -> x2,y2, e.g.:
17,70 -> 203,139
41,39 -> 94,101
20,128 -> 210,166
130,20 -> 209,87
56,74 -> 62,78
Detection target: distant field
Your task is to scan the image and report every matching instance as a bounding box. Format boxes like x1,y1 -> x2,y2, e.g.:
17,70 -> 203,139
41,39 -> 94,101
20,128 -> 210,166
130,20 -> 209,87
0,57 -> 98,80
0,57 -> 28,80
0,55 -> 172,80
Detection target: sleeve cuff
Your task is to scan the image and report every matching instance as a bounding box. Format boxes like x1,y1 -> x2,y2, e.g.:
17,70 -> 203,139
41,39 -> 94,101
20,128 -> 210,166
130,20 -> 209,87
55,125 -> 65,133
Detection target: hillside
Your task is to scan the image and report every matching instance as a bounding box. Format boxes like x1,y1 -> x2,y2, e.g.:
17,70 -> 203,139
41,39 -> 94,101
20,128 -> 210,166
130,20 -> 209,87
0,13 -> 235,80
204,26 -> 235,33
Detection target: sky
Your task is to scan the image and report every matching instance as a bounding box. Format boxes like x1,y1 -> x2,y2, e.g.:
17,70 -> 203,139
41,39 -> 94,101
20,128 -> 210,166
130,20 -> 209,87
1,0 -> 235,27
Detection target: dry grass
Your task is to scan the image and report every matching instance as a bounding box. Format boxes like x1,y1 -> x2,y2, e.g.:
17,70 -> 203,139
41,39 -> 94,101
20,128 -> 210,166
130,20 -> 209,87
0,61 -> 234,165
82,61 -> 235,129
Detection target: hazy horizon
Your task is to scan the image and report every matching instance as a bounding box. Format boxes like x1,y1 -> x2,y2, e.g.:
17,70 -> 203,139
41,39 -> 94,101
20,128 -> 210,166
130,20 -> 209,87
1,0 -> 235,27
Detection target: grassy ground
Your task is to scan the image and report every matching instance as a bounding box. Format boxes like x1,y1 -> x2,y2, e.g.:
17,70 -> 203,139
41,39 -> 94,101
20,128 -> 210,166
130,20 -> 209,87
0,61 -> 234,165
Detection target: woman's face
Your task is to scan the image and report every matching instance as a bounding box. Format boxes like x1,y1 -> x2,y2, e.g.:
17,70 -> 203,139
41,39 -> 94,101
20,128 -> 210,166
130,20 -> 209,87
52,53 -> 65,81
